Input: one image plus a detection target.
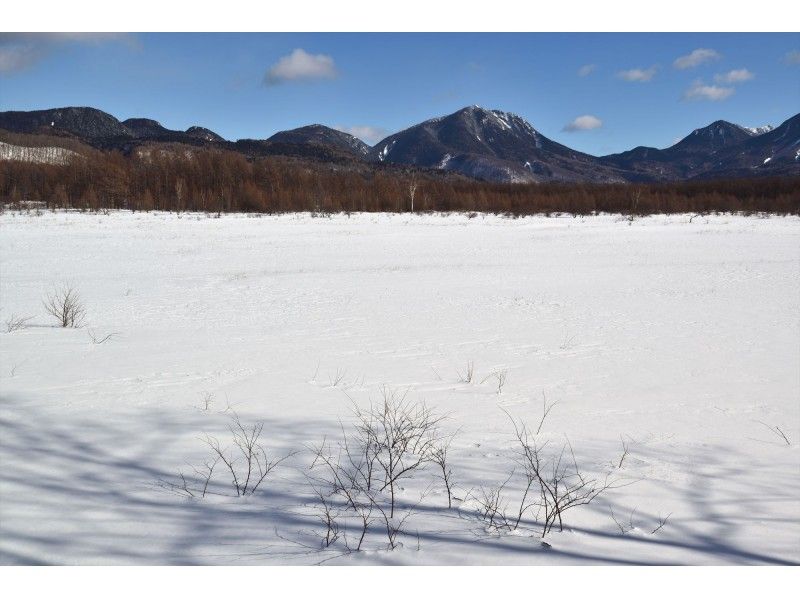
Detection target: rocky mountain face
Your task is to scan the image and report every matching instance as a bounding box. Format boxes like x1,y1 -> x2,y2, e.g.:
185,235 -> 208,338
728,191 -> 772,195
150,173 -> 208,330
1,105 -> 797,183
268,125 -> 370,158
0,107 -> 131,139
368,106 -> 629,183
0,107 -> 225,147
600,117 -> 798,180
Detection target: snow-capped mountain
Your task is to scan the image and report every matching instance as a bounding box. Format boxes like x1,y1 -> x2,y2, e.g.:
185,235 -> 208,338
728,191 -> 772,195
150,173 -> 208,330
368,106 -> 628,183
1,105 -> 797,182
600,117 -> 799,180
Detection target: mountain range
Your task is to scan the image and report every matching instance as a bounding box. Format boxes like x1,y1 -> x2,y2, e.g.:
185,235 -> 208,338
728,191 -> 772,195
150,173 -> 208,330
1,105 -> 798,183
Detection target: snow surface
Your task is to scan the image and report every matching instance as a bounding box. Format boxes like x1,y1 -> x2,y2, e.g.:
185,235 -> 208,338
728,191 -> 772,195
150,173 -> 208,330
1,210 -> 798,565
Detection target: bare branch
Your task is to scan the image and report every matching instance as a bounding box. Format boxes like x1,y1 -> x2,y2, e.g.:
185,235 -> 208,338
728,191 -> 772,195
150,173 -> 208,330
5,314 -> 33,333
43,284 -> 86,328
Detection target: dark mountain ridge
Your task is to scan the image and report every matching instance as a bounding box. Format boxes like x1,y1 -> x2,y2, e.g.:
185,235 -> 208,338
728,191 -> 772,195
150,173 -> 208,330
1,105 -> 798,183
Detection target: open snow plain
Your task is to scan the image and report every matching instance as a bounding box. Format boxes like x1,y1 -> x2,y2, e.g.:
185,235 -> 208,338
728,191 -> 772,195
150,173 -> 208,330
1,210 -> 798,565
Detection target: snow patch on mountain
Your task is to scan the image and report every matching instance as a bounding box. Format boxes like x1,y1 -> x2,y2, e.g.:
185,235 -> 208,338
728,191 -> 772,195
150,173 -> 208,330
0,141 -> 78,165
738,124 -> 775,136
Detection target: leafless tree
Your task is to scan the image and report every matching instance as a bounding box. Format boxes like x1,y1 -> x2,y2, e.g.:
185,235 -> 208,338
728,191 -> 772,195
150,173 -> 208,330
618,437 -> 630,468
329,368 -> 347,387
353,388 -> 444,517
309,440 -> 377,551
88,329 -> 117,344
506,412 -> 616,537
610,506 -> 637,535
204,414 -> 293,496
472,472 -> 514,531
308,390 -> 446,551
756,421 -> 791,445
431,435 -> 457,508
408,174 -> 419,213
482,369 -> 508,394
457,361 -> 475,384
651,512 -> 672,535
5,314 -> 33,333
43,284 -> 85,328
536,392 -> 559,435
309,484 -> 341,548
199,391 -> 214,411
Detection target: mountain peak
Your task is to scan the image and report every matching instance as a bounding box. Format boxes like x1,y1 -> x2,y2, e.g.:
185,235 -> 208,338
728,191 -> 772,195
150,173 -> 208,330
267,124 -> 370,157
368,105 -> 623,183
670,120 -> 754,153
185,126 -> 224,142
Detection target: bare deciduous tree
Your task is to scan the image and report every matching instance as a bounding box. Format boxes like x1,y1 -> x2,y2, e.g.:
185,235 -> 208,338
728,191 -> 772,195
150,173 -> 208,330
457,361 -> 475,384
353,388 -> 444,517
408,174 -> 419,213
5,314 -> 33,333
43,284 -> 85,328
536,392 -> 558,435
618,437 -> 630,468
756,421 -> 791,446
329,367 -> 347,387
610,506 -> 637,535
199,391 -> 214,411
482,369 -> 508,394
204,414 -> 292,496
508,415 -> 615,537
473,474 -> 514,531
88,329 -> 117,344
651,512 -> 672,535
431,435 -> 457,508
308,389 -> 446,551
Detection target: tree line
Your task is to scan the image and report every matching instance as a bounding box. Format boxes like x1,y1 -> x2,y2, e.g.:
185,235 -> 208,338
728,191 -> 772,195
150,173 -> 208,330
1,145 -> 797,215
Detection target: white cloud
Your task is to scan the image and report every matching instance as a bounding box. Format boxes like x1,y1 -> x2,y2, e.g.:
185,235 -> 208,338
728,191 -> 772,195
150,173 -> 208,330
335,125 -> 389,145
265,49 -> 338,85
673,48 -> 721,69
577,64 -> 596,77
784,50 -> 800,65
616,66 -> 658,82
714,68 -> 754,84
682,80 -> 734,102
562,115 -> 603,132
0,44 -> 44,74
0,33 -> 135,75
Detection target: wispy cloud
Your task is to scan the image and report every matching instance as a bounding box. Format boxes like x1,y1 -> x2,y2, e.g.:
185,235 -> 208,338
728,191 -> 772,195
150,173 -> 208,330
562,115 -> 603,132
673,48 -> 721,69
784,50 -> 800,65
682,79 -> 734,101
0,33 -> 135,75
264,49 -> 338,85
714,68 -> 754,84
617,66 -> 658,82
335,125 -> 389,145
577,64 -> 595,77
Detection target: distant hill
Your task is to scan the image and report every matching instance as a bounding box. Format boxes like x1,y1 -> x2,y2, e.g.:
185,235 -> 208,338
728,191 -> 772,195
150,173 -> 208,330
1,105 -> 798,182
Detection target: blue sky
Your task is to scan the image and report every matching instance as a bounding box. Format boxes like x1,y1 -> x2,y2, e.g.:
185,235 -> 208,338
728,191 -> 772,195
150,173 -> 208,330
1,33 -> 798,155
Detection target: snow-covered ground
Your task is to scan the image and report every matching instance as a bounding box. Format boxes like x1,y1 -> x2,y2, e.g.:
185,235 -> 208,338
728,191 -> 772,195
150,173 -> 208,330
1,210 -> 798,565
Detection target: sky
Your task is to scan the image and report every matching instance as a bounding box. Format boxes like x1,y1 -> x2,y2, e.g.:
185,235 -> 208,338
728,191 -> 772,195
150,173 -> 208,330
1,33 -> 798,156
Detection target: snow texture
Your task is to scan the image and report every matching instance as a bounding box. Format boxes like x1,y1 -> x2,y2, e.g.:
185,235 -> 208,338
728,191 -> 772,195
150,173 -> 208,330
1,210 -> 798,565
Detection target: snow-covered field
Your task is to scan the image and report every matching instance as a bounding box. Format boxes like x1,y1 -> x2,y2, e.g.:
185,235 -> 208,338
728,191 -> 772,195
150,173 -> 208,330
1,210 -> 798,565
